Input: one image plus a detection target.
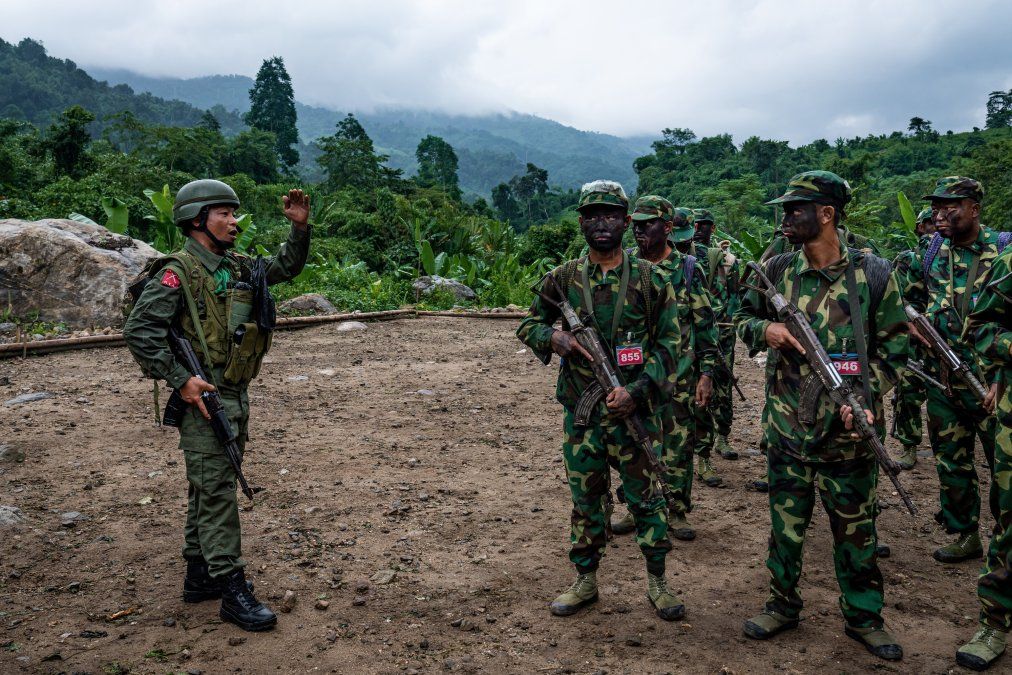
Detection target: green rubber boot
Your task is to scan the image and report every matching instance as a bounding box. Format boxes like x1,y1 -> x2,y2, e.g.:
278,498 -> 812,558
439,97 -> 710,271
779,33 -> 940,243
933,531 -> 983,563
715,434 -> 739,460
844,624 -> 903,661
897,445 -> 917,471
957,626 -> 1007,671
549,572 -> 598,616
610,509 -> 636,536
742,610 -> 798,640
697,457 -> 722,487
646,573 -> 685,621
669,512 -> 696,541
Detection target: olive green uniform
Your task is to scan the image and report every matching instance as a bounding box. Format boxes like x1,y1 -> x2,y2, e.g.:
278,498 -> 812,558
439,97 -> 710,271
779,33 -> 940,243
125,228 -> 310,578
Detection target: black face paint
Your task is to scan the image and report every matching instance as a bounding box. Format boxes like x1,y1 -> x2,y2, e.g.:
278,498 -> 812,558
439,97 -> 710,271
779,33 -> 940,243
580,208 -> 627,253
633,218 -> 669,259
782,203 -> 821,245
693,221 -> 713,245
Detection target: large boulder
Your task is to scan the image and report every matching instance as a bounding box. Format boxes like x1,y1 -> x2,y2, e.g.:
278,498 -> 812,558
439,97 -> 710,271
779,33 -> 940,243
278,292 -> 337,316
412,275 -> 477,301
0,219 -> 158,329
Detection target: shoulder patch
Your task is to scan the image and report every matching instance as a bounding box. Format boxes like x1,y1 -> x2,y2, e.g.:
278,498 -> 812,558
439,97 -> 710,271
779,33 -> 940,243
160,269 -> 181,288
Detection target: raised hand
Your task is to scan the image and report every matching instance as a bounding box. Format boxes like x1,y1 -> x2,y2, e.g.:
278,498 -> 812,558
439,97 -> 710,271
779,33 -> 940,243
282,188 -> 310,227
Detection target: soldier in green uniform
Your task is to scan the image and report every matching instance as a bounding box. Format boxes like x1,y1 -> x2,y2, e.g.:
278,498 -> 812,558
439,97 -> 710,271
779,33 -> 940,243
899,176 -> 1006,564
610,198 -> 718,542
692,208 -> 742,469
889,207 -> 937,470
735,171 -> 908,661
124,179 -> 311,631
959,247 -> 1012,670
517,180 -> 685,621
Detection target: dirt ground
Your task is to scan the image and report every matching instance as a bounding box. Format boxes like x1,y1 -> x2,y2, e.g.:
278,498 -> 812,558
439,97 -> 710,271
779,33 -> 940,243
0,316 -> 996,674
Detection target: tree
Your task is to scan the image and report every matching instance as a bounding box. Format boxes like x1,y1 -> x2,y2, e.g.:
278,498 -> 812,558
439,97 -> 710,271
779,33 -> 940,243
44,105 -> 95,178
245,56 -> 299,169
415,135 -> 460,199
907,117 -> 933,135
315,114 -> 387,191
985,90 -> 1012,129
652,127 -> 696,154
221,129 -> 280,183
198,110 -> 221,133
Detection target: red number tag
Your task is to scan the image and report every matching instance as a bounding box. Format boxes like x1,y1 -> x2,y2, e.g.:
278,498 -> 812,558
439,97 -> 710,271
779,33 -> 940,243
832,359 -> 861,375
616,345 -> 644,367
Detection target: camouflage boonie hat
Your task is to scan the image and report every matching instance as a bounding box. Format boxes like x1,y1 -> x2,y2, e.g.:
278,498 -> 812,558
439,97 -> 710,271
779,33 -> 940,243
670,207 -> 695,243
631,195 -> 674,222
917,206 -> 933,222
766,170 -> 852,207
692,208 -> 714,224
923,176 -> 983,203
577,179 -> 629,211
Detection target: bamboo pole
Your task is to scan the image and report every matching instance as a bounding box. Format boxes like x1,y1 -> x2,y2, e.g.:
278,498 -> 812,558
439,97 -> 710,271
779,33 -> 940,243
416,311 -> 526,319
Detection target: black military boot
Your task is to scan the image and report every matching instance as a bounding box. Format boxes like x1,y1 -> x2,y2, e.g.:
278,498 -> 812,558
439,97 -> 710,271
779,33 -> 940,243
183,556 -> 254,603
219,569 -> 277,632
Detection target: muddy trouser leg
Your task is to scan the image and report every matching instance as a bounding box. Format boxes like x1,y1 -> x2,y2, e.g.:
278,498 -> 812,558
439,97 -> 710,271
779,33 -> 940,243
713,328 -> 736,438
818,455 -> 884,628
926,386 -> 997,534
979,393 -> 1012,631
764,445 -> 816,621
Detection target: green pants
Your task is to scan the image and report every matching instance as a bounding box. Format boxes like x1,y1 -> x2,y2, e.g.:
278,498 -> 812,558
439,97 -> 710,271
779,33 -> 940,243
563,410 -> 670,572
659,398 -> 695,515
890,370 -> 925,448
179,385 -> 249,578
978,389 -> 1012,631
765,445 -> 884,628
712,328 -> 736,437
926,385 -> 997,534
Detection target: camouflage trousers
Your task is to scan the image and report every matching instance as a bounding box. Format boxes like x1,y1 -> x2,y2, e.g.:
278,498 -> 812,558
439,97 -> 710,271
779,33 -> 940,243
179,383 -> 248,578
562,410 -> 671,572
890,370 -> 925,448
977,387 -> 1012,631
696,329 -> 735,458
765,445 -> 884,628
658,398 -> 695,515
926,386 -> 997,534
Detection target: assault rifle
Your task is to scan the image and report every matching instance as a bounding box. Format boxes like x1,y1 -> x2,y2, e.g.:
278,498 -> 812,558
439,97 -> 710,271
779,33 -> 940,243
163,326 -> 257,500
904,358 -> 944,391
904,304 -> 989,403
533,272 -> 675,512
742,261 -> 916,515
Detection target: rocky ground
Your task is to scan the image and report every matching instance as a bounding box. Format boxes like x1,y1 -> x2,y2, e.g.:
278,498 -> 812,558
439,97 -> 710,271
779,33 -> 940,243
0,317 -> 995,674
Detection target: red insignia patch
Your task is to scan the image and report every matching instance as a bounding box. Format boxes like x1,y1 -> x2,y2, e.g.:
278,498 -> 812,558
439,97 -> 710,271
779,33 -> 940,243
160,269 -> 181,288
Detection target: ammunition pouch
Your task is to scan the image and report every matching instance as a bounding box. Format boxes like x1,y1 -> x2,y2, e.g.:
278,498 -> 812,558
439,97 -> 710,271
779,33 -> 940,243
222,287 -> 272,385
798,372 -> 823,426
575,382 -> 606,427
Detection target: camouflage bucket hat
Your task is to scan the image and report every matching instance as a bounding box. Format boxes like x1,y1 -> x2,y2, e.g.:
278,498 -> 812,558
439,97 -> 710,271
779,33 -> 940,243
669,206 -> 695,243
577,179 -> 629,211
766,170 -> 852,207
692,208 -> 714,224
923,176 -> 983,203
631,195 -> 674,222
917,206 -> 933,222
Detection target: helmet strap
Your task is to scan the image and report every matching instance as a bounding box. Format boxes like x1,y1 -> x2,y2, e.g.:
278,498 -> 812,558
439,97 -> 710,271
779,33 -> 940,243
194,206 -> 233,251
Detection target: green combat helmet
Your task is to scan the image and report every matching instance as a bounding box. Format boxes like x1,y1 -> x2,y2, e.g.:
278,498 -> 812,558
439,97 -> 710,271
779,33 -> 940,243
577,179 -> 629,211
692,208 -> 715,224
766,170 -> 853,209
173,179 -> 241,225
670,207 -> 695,243
631,195 -> 674,222
923,176 -> 984,203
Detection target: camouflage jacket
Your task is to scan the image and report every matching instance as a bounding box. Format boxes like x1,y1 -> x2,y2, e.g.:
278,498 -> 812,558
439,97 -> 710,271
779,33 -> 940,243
517,251 -> 681,418
735,242 -> 908,462
653,248 -> 718,403
897,226 -> 1007,386
964,247 -> 1012,382
693,242 -> 741,325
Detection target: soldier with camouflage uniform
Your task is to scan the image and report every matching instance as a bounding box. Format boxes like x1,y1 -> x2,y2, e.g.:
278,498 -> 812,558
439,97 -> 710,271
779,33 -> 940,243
124,180 -> 311,631
959,247 -> 1012,670
889,206 -> 937,470
692,208 -> 742,475
610,198 -> 719,542
517,180 -> 685,620
736,171 -> 907,661
899,176 -> 1007,564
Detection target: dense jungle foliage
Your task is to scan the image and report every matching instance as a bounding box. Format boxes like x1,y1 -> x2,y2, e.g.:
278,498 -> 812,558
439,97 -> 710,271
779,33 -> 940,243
2,37 -> 1012,313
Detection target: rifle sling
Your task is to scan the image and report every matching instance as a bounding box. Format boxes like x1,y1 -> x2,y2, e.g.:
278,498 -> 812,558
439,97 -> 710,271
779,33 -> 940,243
580,251 -> 630,351
176,265 -> 220,390
844,260 -> 875,416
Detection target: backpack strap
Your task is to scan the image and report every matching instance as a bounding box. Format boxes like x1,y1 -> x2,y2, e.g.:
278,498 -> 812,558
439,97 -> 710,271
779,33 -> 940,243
855,249 -> 892,318
922,232 -> 944,287
762,252 -> 799,295
637,258 -> 655,339
162,252 -> 218,388
683,254 -> 697,292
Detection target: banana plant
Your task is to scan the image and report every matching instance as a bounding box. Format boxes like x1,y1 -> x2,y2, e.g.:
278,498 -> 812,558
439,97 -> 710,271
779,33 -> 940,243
144,184 -> 183,253
69,196 -> 129,234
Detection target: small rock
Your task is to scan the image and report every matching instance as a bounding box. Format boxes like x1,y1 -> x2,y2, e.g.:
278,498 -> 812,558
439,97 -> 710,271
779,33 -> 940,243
625,635 -> 642,647
67,581 -> 81,593
352,595 -> 367,606
4,392 -> 54,406
137,496 -> 153,505
416,389 -> 435,396
163,618 -> 176,627
279,590 -> 297,613
325,629 -> 338,642
354,581 -> 370,592
60,511 -> 85,527
227,636 -> 246,646
336,321 -> 368,332
286,375 -> 309,382
370,569 -> 396,585
0,322 -> 16,334
0,505 -> 26,527
79,630 -> 107,639
315,599 -> 330,611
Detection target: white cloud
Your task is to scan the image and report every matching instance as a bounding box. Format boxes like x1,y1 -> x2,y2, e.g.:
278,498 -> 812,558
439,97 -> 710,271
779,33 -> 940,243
2,0 -> 1011,143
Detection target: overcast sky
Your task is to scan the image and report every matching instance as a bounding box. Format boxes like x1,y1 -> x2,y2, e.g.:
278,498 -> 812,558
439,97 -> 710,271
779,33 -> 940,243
3,0 -> 1011,143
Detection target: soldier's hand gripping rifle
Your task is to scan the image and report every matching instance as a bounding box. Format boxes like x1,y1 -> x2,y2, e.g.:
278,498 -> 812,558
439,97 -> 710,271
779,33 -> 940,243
533,273 -> 675,511
162,326 -> 258,501
742,261 -> 916,516
903,304 -> 989,404
713,338 -> 746,401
